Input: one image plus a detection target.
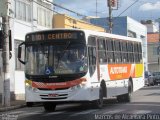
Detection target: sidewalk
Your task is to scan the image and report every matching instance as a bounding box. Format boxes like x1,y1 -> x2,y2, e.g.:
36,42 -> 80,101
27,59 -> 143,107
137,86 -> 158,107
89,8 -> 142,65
0,100 -> 26,112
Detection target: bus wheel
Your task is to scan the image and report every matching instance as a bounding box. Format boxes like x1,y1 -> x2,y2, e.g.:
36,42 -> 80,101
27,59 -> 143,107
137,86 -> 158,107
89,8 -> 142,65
26,102 -> 33,107
43,102 -> 56,112
94,87 -> 104,109
117,80 -> 133,102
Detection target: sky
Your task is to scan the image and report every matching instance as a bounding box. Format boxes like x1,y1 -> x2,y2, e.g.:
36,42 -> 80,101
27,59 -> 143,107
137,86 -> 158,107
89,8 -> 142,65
54,0 -> 160,22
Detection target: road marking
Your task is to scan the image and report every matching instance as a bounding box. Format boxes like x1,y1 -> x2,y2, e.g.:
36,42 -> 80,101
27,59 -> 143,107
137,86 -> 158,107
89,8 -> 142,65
103,109 -> 125,114
3,110 -> 24,115
127,110 -> 152,114
44,111 -> 66,115
125,103 -> 160,107
106,103 -> 160,107
20,111 -> 42,116
70,110 -> 97,116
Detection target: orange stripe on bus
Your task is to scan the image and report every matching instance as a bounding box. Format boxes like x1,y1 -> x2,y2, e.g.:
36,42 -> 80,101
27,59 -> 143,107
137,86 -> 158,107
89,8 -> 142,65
32,78 -> 86,89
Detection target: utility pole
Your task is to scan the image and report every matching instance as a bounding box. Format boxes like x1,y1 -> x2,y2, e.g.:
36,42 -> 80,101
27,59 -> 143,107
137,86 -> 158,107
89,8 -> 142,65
158,19 -> 160,71
107,0 -> 119,33
96,0 -> 98,17
108,0 -> 112,33
0,0 -> 10,107
2,16 -> 10,107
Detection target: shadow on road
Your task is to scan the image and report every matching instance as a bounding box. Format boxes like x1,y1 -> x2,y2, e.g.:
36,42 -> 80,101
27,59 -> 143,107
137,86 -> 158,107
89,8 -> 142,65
141,85 -> 160,90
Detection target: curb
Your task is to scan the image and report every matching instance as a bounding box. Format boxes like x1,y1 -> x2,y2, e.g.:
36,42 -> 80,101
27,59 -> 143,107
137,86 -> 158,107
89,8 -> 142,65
0,104 -> 26,112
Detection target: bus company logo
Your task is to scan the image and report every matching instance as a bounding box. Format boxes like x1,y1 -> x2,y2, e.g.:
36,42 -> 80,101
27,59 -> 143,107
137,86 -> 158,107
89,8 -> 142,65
108,64 -> 132,80
110,66 -> 127,74
46,83 -> 67,86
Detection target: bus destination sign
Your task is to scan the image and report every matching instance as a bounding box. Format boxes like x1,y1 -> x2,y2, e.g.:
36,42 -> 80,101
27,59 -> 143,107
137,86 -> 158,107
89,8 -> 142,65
26,32 -> 79,42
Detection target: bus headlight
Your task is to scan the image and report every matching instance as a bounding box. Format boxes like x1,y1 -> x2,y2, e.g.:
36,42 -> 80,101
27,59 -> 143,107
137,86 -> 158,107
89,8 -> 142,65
80,81 -> 87,87
71,86 -> 76,90
32,87 -> 38,92
70,82 -> 87,91
71,84 -> 81,90
25,82 -> 31,87
25,80 -> 32,86
25,80 -> 32,90
25,80 -> 38,92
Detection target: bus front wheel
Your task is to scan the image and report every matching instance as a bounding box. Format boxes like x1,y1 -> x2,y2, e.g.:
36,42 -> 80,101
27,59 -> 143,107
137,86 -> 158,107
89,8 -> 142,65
43,102 -> 56,112
93,87 -> 104,109
26,102 -> 33,107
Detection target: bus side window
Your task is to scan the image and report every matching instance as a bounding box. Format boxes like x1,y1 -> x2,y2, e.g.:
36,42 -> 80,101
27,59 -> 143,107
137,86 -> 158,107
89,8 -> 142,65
114,40 -> 122,63
134,43 -> 138,63
127,42 -> 133,63
98,38 -> 107,64
88,47 -> 96,77
138,43 -> 142,63
121,41 -> 128,63
106,39 -> 114,63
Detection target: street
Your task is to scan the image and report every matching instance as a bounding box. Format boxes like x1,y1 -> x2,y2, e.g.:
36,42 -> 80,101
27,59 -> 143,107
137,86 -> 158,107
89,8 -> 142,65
1,85 -> 160,120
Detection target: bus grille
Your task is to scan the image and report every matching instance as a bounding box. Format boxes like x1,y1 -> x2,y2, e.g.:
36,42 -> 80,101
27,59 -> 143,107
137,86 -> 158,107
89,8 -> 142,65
41,97 -> 67,100
38,87 -> 70,91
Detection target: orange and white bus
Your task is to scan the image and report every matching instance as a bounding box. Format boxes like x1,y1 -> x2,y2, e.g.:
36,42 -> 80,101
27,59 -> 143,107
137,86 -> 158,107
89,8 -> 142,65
18,29 -> 144,111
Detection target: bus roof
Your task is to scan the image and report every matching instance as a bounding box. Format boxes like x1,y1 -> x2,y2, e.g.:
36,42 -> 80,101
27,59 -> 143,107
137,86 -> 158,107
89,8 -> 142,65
26,28 -> 142,43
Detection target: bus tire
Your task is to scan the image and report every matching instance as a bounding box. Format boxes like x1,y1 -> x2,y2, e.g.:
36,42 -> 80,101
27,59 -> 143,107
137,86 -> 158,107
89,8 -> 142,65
117,79 -> 133,102
93,86 -> 104,109
43,102 -> 56,112
26,102 -> 33,107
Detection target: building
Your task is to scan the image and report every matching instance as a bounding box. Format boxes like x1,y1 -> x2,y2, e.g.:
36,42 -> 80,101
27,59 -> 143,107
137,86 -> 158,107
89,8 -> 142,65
53,14 -> 106,32
141,20 -> 159,33
0,0 -> 53,101
90,16 -> 148,71
141,20 -> 160,72
147,33 -> 160,72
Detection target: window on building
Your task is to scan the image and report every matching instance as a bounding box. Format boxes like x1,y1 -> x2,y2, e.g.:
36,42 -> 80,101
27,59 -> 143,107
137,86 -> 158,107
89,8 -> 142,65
128,30 -> 137,38
37,7 -> 52,28
15,40 -> 24,71
15,0 -> 31,22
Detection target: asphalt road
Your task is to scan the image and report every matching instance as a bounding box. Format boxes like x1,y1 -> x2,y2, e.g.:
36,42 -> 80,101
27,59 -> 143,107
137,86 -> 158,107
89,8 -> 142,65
1,85 -> 160,120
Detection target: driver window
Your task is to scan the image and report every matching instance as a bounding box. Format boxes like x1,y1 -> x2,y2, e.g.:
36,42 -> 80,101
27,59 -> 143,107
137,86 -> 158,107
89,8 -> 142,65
88,36 -> 97,77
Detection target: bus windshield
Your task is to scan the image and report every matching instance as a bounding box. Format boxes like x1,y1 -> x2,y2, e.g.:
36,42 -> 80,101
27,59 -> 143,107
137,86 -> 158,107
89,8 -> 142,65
25,43 -> 87,76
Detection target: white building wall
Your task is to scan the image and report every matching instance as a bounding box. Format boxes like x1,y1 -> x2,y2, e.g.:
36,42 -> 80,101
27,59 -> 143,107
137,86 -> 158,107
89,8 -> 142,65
13,21 -> 28,96
0,0 -> 53,100
145,23 -> 158,33
127,17 -> 148,71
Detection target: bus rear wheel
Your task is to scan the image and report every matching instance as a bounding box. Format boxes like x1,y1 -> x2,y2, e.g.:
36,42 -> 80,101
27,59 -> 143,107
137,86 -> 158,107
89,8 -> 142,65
43,102 -> 56,112
117,80 -> 133,103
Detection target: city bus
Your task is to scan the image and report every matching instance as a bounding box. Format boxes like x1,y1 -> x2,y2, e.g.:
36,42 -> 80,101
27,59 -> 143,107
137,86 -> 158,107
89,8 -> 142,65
18,29 -> 144,111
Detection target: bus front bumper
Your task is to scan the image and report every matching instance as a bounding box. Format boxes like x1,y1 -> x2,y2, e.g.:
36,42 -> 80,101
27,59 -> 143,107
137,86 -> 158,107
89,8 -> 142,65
25,85 -> 99,103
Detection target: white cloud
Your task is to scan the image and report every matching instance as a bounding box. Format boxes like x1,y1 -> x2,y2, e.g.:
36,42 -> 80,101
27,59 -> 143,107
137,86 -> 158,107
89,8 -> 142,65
139,1 -> 160,11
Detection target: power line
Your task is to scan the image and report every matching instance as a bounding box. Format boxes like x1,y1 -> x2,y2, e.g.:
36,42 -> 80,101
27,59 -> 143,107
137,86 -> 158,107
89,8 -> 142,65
33,0 -> 60,14
34,0 -> 88,18
117,0 -> 139,17
45,0 -> 88,17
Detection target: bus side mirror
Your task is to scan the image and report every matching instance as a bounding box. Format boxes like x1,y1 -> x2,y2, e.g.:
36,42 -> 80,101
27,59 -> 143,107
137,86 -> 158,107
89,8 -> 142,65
18,42 -> 26,64
18,47 -> 22,58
